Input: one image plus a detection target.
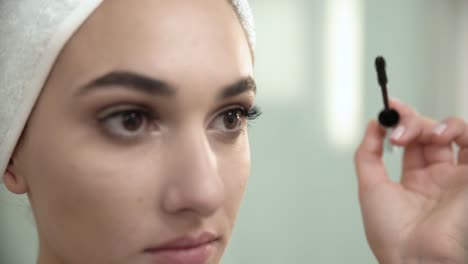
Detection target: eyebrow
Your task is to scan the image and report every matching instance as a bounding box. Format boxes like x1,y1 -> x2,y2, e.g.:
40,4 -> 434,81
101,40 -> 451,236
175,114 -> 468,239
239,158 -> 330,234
219,76 -> 256,99
76,71 -> 175,97
76,71 -> 256,99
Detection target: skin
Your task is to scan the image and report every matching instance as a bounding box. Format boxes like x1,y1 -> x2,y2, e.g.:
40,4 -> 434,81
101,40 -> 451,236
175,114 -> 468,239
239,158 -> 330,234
355,99 -> 468,264
3,1 -> 468,264
3,0 -> 254,263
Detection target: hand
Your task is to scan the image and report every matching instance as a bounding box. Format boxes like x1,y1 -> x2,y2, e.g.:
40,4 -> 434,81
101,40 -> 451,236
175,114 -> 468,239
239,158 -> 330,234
354,99 -> 468,264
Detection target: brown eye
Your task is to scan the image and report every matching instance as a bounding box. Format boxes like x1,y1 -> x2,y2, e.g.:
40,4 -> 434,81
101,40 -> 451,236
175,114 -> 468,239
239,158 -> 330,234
99,108 -> 155,139
210,108 -> 245,135
223,110 -> 241,130
121,111 -> 144,131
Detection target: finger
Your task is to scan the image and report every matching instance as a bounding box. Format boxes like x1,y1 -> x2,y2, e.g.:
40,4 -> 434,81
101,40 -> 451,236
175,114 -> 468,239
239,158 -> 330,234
385,99 -> 456,169
354,120 -> 389,192
388,111 -> 438,145
385,98 -> 436,144
401,141 -> 425,172
396,114 -> 453,168
431,117 -> 468,164
380,99 -> 428,171
397,116 -> 428,171
388,113 -> 437,146
388,97 -> 417,117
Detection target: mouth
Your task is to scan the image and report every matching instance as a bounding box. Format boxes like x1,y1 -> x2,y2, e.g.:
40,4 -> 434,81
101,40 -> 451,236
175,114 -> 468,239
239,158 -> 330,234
144,232 -> 220,264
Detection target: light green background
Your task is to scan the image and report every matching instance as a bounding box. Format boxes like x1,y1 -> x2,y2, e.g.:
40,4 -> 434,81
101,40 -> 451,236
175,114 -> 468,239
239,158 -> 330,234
1,0 -> 467,263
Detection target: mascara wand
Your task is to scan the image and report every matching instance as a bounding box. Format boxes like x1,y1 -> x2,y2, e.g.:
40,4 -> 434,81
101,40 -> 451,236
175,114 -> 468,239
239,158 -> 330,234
375,56 -> 400,127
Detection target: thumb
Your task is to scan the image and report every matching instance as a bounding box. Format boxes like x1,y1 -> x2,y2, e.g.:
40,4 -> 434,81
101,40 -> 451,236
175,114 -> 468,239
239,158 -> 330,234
354,120 -> 389,193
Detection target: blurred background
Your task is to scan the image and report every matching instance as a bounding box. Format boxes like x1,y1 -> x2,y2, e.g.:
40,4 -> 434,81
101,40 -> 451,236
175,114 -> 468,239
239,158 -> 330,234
1,0 -> 468,263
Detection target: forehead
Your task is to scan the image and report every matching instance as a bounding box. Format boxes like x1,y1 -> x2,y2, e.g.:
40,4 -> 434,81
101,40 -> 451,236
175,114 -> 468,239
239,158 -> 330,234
52,0 -> 253,93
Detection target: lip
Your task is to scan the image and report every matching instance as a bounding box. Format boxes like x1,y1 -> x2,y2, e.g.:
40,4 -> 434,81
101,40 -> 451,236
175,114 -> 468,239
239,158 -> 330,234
144,232 -> 219,264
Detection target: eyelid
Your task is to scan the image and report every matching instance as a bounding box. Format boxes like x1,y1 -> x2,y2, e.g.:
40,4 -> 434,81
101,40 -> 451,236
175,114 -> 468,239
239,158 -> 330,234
207,104 -> 247,126
96,104 -> 156,121
96,107 -> 161,143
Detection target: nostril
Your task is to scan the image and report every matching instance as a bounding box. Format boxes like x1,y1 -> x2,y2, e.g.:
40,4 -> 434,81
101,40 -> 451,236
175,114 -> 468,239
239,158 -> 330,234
161,181 -> 225,217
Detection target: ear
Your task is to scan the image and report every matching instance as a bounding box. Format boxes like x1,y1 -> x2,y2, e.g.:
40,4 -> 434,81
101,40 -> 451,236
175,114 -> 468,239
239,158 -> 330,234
3,159 -> 28,195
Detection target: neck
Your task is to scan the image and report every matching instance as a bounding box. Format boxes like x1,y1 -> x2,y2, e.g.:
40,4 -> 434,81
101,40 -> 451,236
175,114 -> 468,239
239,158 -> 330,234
36,233 -> 63,264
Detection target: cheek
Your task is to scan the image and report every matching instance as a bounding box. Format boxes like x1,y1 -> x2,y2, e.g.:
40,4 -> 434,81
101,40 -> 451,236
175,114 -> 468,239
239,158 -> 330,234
22,128 -> 165,260
217,135 -> 251,218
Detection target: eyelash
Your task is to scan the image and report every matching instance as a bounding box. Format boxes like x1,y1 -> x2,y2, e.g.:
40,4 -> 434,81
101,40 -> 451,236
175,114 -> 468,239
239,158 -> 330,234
239,105 -> 262,122
97,106 -> 155,125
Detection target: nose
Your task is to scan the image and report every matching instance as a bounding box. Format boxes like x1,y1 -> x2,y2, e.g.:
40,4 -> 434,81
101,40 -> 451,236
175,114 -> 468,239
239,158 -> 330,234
161,130 -> 225,217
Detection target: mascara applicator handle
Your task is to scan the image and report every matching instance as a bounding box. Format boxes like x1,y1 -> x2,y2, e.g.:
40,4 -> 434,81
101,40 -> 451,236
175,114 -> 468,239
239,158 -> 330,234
375,56 -> 400,128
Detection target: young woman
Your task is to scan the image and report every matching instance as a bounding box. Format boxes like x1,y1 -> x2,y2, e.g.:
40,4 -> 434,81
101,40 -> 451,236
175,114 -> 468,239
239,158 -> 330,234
1,1 -> 468,263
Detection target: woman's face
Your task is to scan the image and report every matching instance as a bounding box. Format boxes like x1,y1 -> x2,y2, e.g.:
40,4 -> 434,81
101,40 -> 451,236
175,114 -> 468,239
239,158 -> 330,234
7,0 -> 255,263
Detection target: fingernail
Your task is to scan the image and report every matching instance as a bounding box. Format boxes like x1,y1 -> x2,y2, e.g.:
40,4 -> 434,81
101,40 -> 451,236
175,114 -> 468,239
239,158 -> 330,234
433,123 -> 447,135
391,126 -> 406,140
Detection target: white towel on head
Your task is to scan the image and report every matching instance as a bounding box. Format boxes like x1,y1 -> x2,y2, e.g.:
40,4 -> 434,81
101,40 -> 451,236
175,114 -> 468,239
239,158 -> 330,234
0,0 -> 256,176
0,0 -> 104,176
231,0 -> 256,50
